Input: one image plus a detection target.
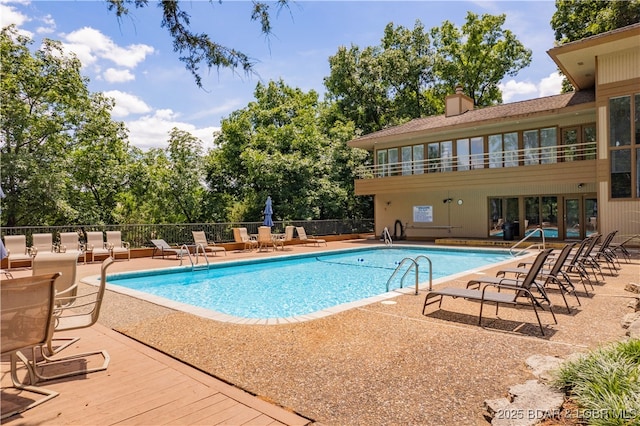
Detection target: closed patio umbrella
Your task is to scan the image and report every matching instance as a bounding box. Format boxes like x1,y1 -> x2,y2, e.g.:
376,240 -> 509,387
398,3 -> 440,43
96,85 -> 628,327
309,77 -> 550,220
263,196 -> 274,227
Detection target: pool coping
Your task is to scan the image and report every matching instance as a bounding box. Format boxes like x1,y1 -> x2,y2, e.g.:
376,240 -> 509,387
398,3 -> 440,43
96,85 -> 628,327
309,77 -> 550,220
81,244 -> 530,325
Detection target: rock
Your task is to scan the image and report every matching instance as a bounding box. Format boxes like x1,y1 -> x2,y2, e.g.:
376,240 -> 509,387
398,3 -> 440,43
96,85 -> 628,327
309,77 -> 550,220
627,319 -> 640,338
526,355 -> 564,382
627,298 -> 640,312
621,312 -> 640,329
625,282 -> 640,294
489,380 -> 564,426
484,397 -> 511,419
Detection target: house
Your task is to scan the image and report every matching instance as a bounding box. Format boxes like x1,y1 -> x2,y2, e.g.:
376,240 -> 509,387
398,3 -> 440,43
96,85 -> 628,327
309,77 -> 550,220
348,23 -> 640,243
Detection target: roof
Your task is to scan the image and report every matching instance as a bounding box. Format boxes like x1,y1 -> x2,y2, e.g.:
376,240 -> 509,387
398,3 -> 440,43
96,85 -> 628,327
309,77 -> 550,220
348,90 -> 595,150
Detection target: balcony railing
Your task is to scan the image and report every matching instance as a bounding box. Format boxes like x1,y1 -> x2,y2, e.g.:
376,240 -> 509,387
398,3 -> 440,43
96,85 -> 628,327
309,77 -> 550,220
0,219 -> 374,249
356,141 -> 597,179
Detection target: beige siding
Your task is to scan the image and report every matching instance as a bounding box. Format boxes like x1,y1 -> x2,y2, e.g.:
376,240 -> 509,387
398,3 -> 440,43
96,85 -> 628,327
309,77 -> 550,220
598,48 -> 640,85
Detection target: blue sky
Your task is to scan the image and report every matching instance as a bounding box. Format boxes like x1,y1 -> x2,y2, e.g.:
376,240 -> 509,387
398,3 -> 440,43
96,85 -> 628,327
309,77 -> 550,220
2,1 -> 562,151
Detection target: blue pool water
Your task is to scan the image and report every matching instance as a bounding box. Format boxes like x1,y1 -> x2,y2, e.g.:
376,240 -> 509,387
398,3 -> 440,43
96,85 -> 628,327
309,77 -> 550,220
106,246 -> 513,320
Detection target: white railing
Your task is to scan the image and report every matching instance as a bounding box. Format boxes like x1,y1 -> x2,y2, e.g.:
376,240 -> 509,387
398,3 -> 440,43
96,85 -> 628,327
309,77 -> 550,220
356,142 -> 596,179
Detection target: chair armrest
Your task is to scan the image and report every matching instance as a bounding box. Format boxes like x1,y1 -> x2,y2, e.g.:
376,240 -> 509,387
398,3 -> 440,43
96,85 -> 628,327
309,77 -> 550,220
123,241 -> 130,249
29,246 -> 38,256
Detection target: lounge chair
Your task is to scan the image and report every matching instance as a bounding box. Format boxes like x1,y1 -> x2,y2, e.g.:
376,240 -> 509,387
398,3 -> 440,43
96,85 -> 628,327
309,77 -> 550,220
233,227 -> 258,251
422,249 -> 556,336
3,235 -> 33,269
257,226 -> 276,252
192,231 -> 226,256
106,231 -> 131,261
85,231 -> 110,263
273,226 -> 295,250
496,243 -> 581,313
58,232 -> 85,260
30,233 -> 55,255
31,258 -> 113,382
608,234 -> 638,264
295,226 -> 327,247
151,239 -> 190,260
1,273 -> 60,419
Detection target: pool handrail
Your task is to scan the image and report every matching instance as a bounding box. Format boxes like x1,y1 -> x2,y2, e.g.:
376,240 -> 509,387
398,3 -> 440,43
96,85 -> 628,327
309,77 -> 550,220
510,227 -> 546,257
386,255 -> 432,295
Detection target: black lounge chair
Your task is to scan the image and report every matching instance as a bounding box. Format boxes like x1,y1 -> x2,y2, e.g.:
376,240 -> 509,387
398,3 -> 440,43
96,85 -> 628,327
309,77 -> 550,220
422,249 -> 556,336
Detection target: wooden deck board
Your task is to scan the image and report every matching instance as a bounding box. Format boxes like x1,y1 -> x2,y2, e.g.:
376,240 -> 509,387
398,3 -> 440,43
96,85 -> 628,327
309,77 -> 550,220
1,324 -> 310,426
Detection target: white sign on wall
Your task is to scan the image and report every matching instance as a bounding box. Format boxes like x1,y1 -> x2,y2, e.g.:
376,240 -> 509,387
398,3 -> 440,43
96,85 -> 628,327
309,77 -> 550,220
413,205 -> 433,223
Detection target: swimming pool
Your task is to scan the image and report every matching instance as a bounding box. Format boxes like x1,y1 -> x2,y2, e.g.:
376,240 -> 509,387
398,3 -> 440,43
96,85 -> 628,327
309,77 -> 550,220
95,246 -> 516,323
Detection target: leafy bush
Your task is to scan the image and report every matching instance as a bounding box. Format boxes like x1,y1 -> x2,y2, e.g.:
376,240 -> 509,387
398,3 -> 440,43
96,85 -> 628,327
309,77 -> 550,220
553,339 -> 640,425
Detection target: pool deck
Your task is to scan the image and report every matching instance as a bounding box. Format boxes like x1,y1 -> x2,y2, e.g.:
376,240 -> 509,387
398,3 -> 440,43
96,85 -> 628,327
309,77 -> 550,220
2,238 -> 639,425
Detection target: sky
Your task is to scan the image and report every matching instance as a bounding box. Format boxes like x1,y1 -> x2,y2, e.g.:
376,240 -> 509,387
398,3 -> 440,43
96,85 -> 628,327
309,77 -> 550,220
1,0 -> 563,151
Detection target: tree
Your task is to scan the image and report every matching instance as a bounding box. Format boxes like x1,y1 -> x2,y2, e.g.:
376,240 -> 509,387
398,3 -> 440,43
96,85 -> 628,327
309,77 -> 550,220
430,12 -> 532,107
551,0 -> 640,44
551,0 -> 640,92
204,79 -> 370,222
0,26 -> 129,226
324,21 -> 436,135
106,0 -> 290,87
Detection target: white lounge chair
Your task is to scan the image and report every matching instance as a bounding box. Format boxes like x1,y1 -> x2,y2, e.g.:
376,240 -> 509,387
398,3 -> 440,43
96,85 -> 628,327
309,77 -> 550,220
295,227 -> 327,247
3,235 -> 33,269
257,226 -> 276,252
30,233 -> 55,255
85,231 -> 110,263
106,231 -> 131,261
233,227 -> 258,251
192,231 -> 226,256
58,231 -> 86,262
151,239 -> 190,260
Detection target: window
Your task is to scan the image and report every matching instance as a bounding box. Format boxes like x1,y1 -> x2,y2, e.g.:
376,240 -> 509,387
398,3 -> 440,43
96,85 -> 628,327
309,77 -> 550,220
609,94 -> 638,199
470,137 -> 484,169
523,129 -> 540,165
427,141 -> 452,173
401,146 -> 412,175
377,150 -> 388,177
413,144 -> 424,174
456,138 -> 470,171
540,127 -> 557,164
488,132 -> 518,168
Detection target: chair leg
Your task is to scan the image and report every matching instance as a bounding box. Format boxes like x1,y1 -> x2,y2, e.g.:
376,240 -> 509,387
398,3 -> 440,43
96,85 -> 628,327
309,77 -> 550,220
30,345 -> 110,383
2,351 -> 59,420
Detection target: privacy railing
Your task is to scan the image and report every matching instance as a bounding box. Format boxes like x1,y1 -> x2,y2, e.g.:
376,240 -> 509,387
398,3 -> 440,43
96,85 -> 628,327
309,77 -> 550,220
0,219 -> 374,249
356,141 -> 596,179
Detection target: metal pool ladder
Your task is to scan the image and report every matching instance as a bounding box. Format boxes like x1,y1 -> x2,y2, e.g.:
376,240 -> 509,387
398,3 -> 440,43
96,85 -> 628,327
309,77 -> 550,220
382,226 -> 393,246
510,227 -> 546,257
386,255 -> 432,295
180,244 -> 210,270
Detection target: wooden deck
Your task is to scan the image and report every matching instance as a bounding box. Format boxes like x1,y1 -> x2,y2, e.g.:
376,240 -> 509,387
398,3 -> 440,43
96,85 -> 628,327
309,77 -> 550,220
1,324 -> 311,425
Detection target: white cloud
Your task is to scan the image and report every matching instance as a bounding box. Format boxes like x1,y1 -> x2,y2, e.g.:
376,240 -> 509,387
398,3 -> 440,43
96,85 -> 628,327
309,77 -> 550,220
500,71 -> 563,103
61,27 -> 154,69
499,79 -> 537,102
35,14 -> 55,34
103,68 -> 135,83
0,2 -> 28,28
124,111 -> 219,151
103,90 -> 152,117
538,72 -> 563,97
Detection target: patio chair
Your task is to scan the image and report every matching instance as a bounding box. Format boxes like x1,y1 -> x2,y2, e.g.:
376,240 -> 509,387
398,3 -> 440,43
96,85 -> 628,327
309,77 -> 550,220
30,233 -> 55,255
58,231 -> 85,261
273,225 -> 295,250
151,239 -> 190,260
295,226 -> 327,247
608,234 -> 638,264
233,227 -> 258,251
257,226 -> 275,252
422,249 -> 556,336
85,231 -> 110,263
496,243 -> 581,313
1,273 -> 60,419
3,235 -> 33,269
31,257 -> 114,382
106,231 -> 131,261
192,230 -> 226,256
32,252 -> 81,356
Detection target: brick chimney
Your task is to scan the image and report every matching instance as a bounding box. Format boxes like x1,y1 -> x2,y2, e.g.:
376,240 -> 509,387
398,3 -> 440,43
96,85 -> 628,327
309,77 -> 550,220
445,85 -> 474,117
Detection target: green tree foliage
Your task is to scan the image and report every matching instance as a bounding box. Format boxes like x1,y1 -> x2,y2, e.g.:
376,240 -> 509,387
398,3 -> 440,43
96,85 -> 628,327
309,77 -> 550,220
324,21 -> 436,135
105,0 -> 290,87
204,79 -> 370,222
325,14 -> 532,135
551,0 -> 640,44
1,26 -> 129,226
430,12 -> 532,107
551,0 -> 640,92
